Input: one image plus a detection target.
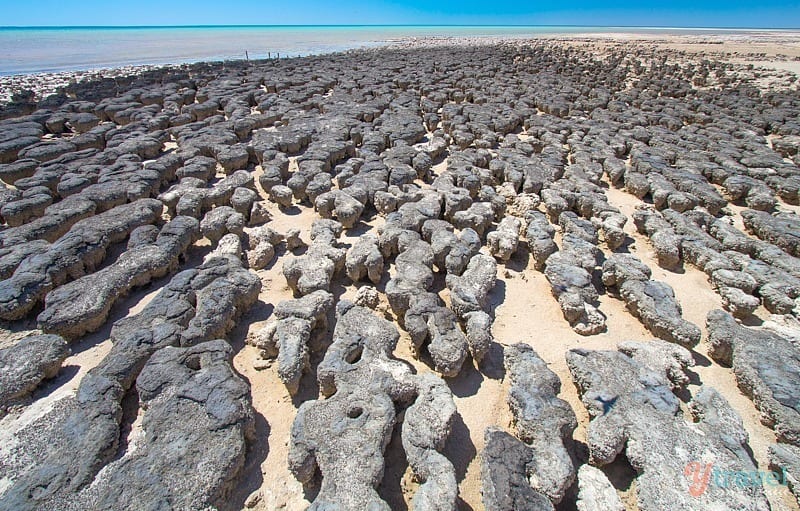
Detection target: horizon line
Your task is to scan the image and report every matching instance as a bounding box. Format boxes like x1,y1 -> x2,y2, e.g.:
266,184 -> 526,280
1,23 -> 800,30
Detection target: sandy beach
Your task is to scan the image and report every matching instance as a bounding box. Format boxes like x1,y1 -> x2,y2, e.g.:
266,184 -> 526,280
0,31 -> 800,511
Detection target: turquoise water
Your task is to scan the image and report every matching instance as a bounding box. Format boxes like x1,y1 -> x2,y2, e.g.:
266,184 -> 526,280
0,25 -> 791,75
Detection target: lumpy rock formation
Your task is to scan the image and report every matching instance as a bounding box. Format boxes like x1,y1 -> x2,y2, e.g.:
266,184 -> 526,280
1,35 -> 800,511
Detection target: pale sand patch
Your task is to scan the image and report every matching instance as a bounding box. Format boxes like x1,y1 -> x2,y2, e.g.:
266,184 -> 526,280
738,60 -> 800,75
230,198 -> 317,510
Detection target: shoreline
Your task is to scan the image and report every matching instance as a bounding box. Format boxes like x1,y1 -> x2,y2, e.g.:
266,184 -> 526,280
2,31 -> 800,105
1,26 -> 799,73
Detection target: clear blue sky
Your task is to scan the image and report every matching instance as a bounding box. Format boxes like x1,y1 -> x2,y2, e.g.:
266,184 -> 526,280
1,0 -> 798,28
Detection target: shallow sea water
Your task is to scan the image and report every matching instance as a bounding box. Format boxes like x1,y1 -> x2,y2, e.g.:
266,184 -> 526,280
0,25 -> 781,75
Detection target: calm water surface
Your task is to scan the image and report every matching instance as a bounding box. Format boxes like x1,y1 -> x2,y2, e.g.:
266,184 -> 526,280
0,25 -> 791,75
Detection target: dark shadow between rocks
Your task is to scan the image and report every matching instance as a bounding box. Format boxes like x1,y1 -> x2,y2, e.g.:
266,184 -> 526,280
443,411 -> 477,487
602,452 -> 637,494
572,439 -> 590,465
692,350 -> 714,368
292,344 -> 324,407
486,278 -> 506,321
359,206 -> 378,225
446,358 -> 485,398
415,341 -> 438,375
343,219 -> 373,238
457,496 -> 477,511
613,235 -> 636,255
378,413 -> 410,511
431,269 -> 448,295
478,341 -> 505,381
740,314 -> 764,327
592,266 -> 608,297
31,364 -> 80,401
280,205 -> 302,216
110,386 -> 141,464
222,412 -> 271,511
556,479 -> 579,511
429,150 -> 449,171
663,263 -> 686,275
683,364 -> 703,390
675,383 -> 695,404
505,247 -> 530,273
302,469 -> 322,503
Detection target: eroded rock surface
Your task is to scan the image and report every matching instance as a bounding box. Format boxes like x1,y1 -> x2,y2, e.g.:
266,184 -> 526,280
567,342 -> 769,511
290,301 -> 458,510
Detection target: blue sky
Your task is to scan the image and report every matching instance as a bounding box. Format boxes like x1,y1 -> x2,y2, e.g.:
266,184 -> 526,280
1,0 -> 798,28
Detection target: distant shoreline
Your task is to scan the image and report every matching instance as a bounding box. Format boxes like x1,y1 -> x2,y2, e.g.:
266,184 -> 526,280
1,30 -> 799,103
2,25 -> 800,77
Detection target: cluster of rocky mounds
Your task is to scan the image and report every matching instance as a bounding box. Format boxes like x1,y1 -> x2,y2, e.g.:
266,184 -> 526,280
632,202 -> 800,318
602,253 -> 701,347
289,301 -> 458,510
479,337 -> 776,511
481,344 -> 577,510
568,340 -> 772,510
0,253 -> 260,510
706,310 -> 800,502
0,38 -> 798,510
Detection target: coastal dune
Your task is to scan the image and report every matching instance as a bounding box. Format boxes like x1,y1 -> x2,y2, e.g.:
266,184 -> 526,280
0,34 -> 799,511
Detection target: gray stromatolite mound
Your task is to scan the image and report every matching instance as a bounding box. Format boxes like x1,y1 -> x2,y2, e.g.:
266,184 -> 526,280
505,344 -> 577,503
0,254 -> 260,511
741,210 -> 800,258
524,210 -> 558,271
315,189 -> 366,228
487,216 -> 522,262
249,289 -> 334,394
542,212 -> 606,335
446,252 -> 497,319
404,290 -> 469,377
0,198 -> 163,320
290,301 -> 458,511
602,253 -> 701,347
38,216 -> 200,338
345,234 -> 384,284
71,340 -> 255,510
632,205 -> 683,270
386,236 -> 435,317
707,309 -> 800,446
0,196 -> 96,246
428,224 -> 481,276
282,219 -> 346,296
0,334 -> 69,413
481,343 -> 577,510
245,224 -> 284,270
200,205 -> 246,243
567,342 -> 770,511
481,428 -> 555,511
